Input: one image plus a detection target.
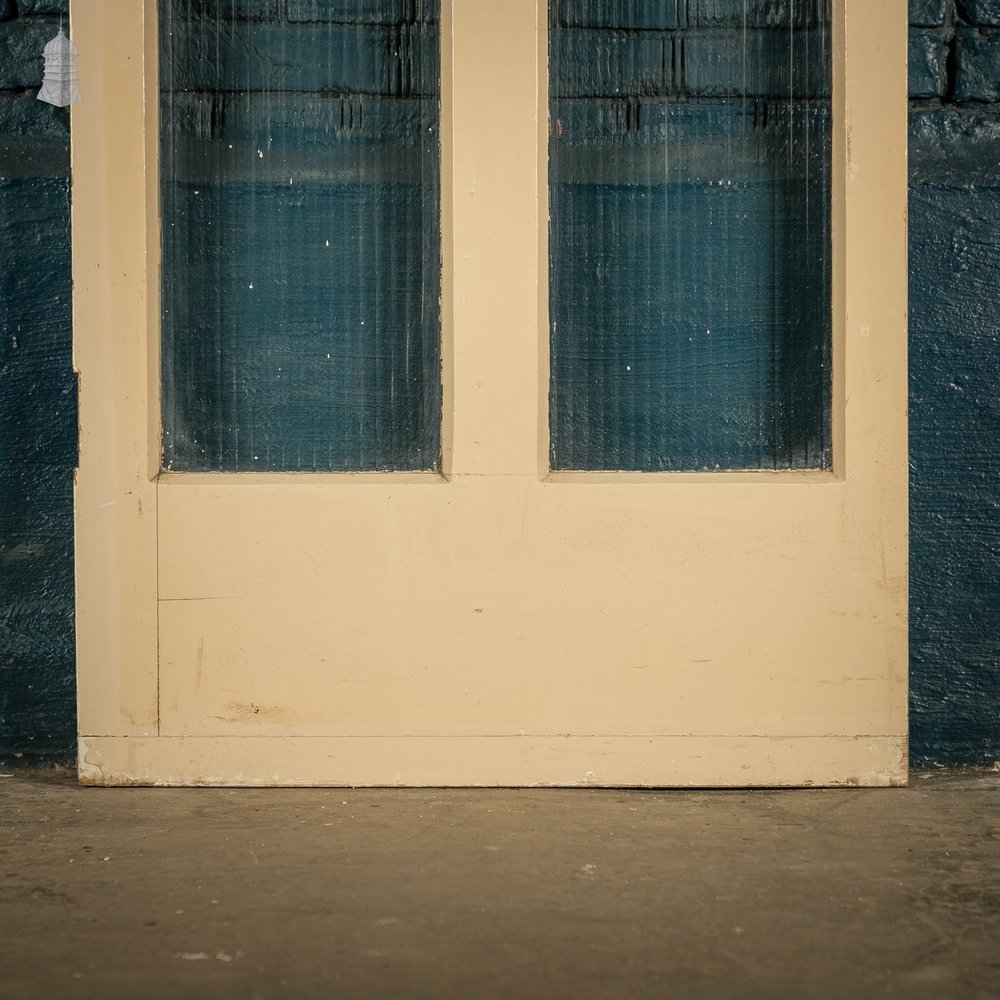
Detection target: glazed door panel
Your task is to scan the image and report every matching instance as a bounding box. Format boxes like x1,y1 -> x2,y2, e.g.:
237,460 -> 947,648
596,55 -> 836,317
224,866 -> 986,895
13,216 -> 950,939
72,0 -> 908,786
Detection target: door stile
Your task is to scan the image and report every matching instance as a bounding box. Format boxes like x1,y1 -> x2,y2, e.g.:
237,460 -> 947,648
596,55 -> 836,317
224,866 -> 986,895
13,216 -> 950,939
73,0 -> 160,741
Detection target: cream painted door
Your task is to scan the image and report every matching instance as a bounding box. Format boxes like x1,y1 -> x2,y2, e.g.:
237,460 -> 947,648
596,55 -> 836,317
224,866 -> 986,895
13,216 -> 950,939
72,1 -> 908,786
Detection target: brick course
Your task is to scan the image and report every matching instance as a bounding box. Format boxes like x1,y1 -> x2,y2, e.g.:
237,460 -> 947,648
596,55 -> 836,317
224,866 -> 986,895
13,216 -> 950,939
957,0 -> 1000,25
19,0 -> 68,13
912,0 -> 951,26
910,28 -> 948,98
954,27 -> 1000,100
0,16 -> 61,89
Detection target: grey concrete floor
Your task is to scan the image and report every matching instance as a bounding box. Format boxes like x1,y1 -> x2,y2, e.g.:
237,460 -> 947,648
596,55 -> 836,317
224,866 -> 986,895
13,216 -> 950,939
1,770 -> 999,1000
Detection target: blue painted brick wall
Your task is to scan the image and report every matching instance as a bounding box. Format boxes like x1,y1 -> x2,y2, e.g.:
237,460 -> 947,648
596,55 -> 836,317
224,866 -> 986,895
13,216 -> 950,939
910,29 -> 948,98
908,1 -> 1000,766
0,0 -> 75,763
957,0 -> 1000,25
0,1 -> 998,765
912,0 -> 950,26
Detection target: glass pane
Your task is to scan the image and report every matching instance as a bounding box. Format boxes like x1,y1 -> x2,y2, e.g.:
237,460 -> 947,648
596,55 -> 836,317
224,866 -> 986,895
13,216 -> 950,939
549,0 -> 832,471
160,0 -> 441,472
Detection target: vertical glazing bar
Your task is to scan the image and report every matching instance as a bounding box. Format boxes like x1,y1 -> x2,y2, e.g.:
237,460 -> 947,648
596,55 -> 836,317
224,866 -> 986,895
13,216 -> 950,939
450,0 -> 541,476
536,1 -> 550,476
831,0 -> 845,475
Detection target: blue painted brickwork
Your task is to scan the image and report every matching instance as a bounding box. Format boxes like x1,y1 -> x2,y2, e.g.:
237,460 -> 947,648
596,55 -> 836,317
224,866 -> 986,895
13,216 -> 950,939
909,0 -> 1000,766
0,0 -> 75,763
910,30 -> 947,97
18,1 -> 68,12
912,0 -> 950,26
957,0 -> 1000,24
0,0 -> 997,765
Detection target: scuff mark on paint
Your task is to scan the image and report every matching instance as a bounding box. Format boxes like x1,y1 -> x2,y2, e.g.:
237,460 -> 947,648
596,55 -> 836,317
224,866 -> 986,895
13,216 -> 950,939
194,637 -> 204,695
220,702 -> 293,724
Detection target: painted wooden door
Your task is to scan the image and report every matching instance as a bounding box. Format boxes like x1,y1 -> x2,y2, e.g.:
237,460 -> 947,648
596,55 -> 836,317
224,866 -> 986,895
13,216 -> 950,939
72,0 -> 908,786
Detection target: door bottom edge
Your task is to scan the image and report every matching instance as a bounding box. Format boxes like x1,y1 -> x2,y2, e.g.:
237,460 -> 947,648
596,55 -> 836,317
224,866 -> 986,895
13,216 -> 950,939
77,734 -> 908,788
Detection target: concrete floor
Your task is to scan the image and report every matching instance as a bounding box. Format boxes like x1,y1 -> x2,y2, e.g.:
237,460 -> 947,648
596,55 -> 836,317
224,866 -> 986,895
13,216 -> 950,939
1,771 -> 999,1000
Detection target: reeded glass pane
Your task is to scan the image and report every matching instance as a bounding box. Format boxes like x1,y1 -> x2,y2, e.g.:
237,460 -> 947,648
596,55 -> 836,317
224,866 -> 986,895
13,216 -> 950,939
160,0 -> 440,472
549,0 -> 832,471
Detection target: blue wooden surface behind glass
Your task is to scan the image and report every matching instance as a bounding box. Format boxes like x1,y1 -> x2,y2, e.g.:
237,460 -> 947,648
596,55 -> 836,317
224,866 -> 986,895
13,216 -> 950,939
549,0 -> 832,471
160,0 -> 441,472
